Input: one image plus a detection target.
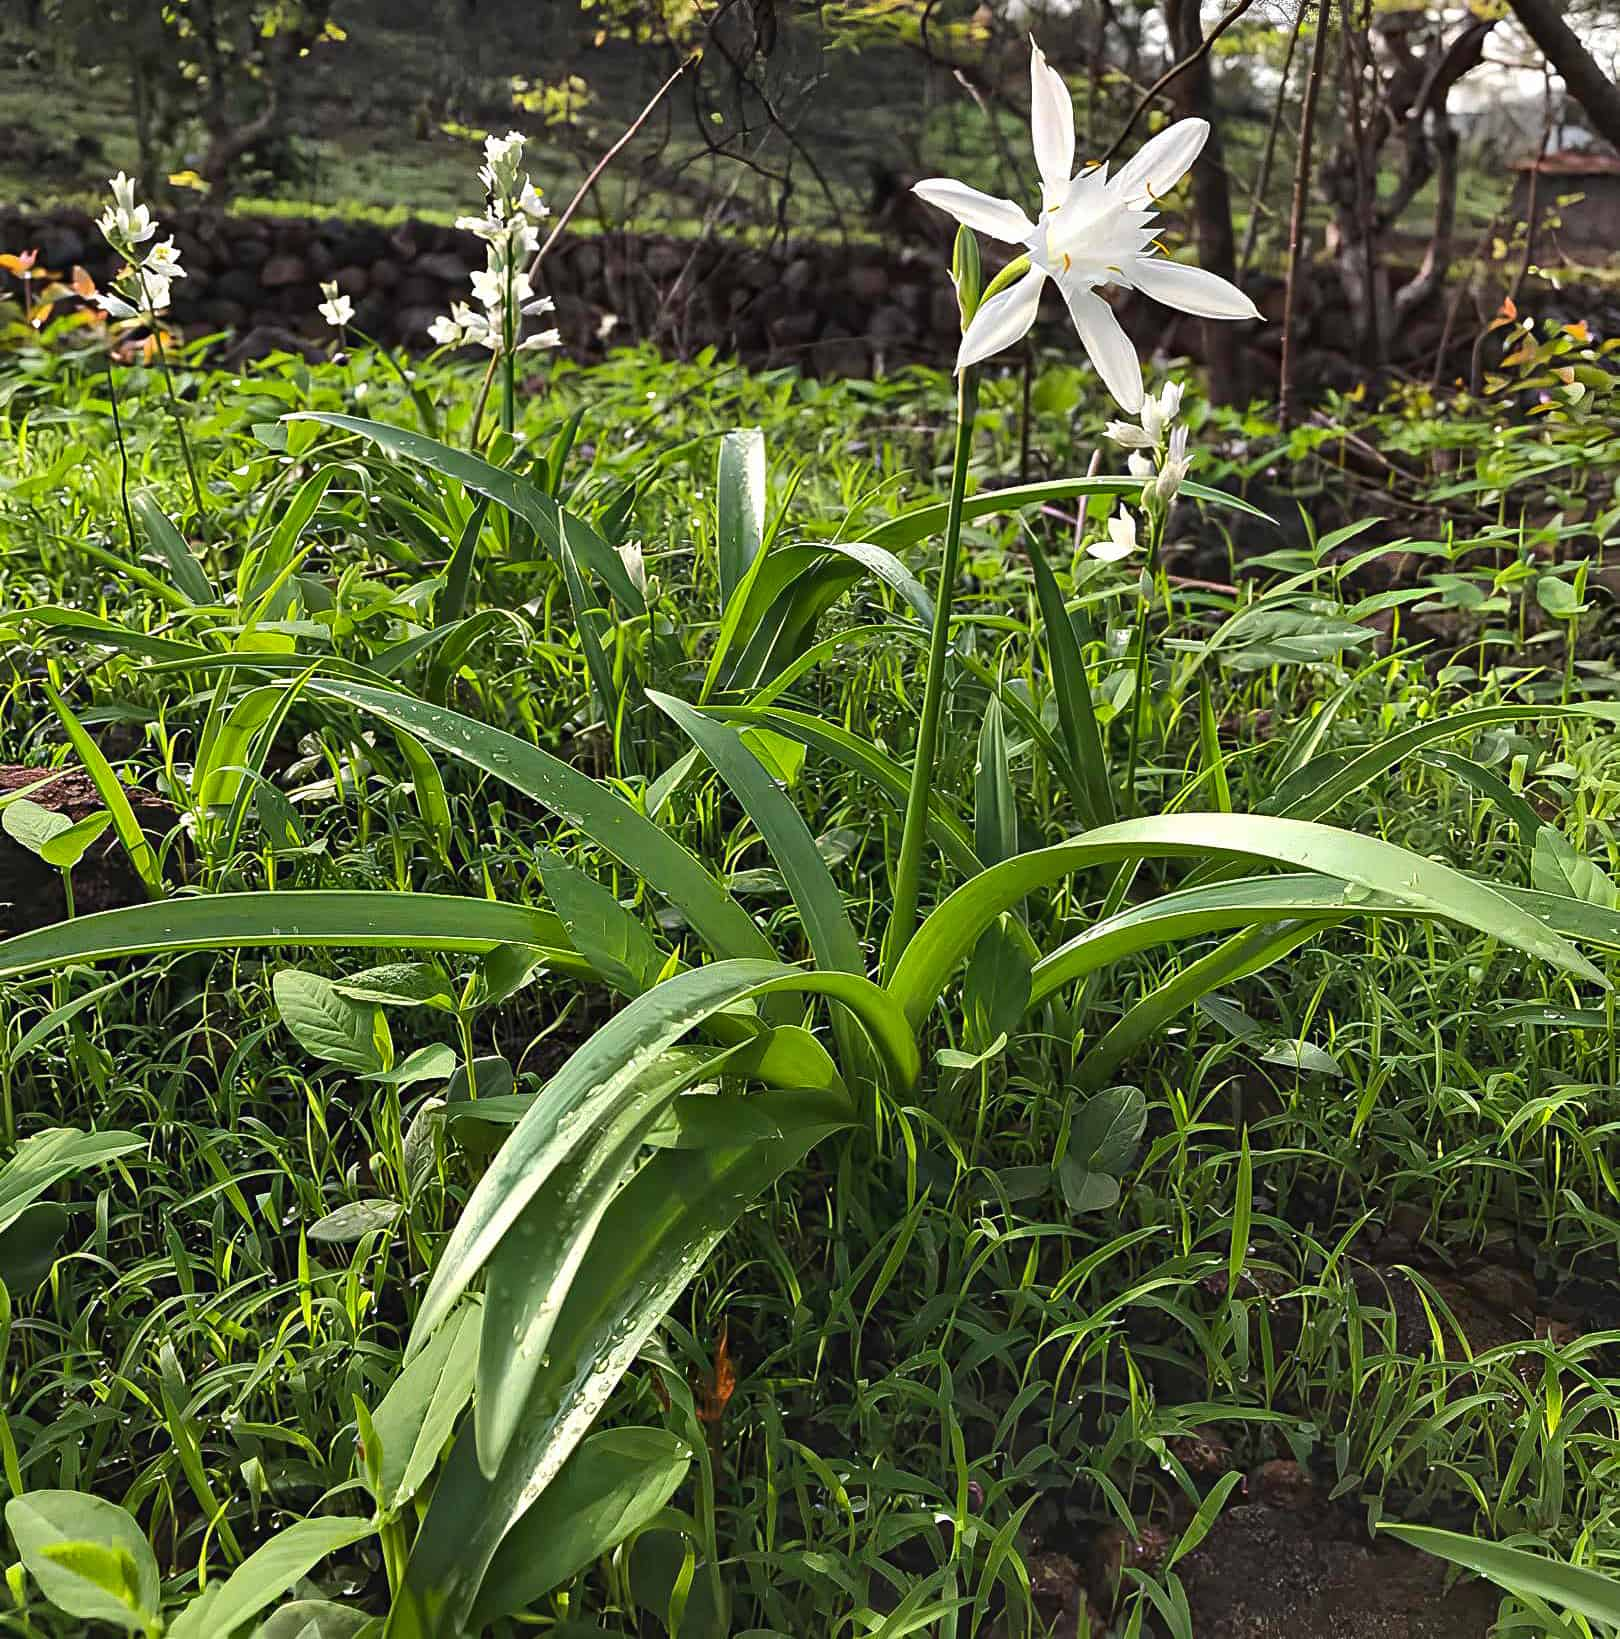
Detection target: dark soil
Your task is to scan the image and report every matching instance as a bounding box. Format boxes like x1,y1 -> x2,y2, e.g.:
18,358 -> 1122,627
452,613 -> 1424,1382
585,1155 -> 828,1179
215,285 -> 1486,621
0,765 -> 178,934
1174,1503 -> 1500,1639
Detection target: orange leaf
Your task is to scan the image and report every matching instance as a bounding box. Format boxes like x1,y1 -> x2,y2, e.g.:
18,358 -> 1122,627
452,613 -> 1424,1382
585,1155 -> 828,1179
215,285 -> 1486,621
71,266 -> 98,298
696,1322 -> 736,1424
0,250 -> 39,276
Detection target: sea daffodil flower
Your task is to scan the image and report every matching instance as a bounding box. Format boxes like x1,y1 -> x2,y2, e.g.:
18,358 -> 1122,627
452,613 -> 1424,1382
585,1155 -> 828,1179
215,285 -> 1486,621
913,40 -> 1259,411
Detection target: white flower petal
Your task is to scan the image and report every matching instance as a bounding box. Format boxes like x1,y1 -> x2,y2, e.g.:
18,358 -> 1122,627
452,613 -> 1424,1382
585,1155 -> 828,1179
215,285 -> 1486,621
1112,118 -> 1210,206
1130,255 -> 1260,320
1087,536 -> 1136,563
1062,284 -> 1143,413
912,178 -> 1034,244
1029,40 -> 1075,210
956,264 -> 1046,370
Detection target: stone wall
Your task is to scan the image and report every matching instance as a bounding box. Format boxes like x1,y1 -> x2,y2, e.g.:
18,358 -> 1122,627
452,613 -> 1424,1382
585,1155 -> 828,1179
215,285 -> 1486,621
3,202 -> 1296,377
0,202 -> 1473,393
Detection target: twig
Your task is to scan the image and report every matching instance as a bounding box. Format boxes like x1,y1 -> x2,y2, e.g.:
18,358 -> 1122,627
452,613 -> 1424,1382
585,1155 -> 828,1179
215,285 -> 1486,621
1280,0 -> 1332,432
1099,0 -> 1258,166
1237,2 -> 1307,275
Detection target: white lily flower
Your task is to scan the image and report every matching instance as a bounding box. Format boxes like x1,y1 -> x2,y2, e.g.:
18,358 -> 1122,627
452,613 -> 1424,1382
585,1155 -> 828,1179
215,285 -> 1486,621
912,38 -> 1260,411
318,280 -> 354,328
1088,509 -> 1139,563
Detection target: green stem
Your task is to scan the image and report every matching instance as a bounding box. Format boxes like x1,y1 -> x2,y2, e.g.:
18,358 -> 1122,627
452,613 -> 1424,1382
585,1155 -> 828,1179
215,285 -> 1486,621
102,348 -> 138,555
884,367 -> 978,980
1123,504 -> 1166,815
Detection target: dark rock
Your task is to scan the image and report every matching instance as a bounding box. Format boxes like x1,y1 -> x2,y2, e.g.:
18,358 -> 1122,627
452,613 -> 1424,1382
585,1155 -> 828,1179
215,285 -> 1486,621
644,241 -> 687,280
332,264 -> 369,297
259,254 -> 307,288
38,225 -> 88,268
0,767 -> 177,935
368,257 -> 403,290
414,251 -> 472,285
232,236 -> 271,269
212,269 -> 261,307
395,305 -> 445,341
221,325 -> 326,366
848,262 -> 890,301
394,275 -> 439,309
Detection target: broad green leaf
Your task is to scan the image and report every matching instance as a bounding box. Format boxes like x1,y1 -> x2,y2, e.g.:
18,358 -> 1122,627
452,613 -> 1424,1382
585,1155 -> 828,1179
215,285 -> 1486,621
1059,1085 -> 1145,1213
132,491 -> 215,604
475,1041 -> 744,1472
410,960 -> 914,1359
6,1491 -> 159,1630
0,1203 -> 70,1291
332,963 -> 457,1011
273,970 -> 392,1074
0,1128 -> 142,1239
167,1515 -> 375,1639
538,853 -> 666,997
2,799 -> 71,858
394,1087 -> 852,1634
308,1200 -> 402,1243
39,812 -> 113,871
1532,827 -> 1619,910
471,1427 -> 691,1626
252,1601 -> 376,1639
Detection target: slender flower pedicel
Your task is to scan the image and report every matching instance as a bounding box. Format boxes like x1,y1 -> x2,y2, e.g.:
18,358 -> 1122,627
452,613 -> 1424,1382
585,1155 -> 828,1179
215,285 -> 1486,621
912,39 -> 1259,411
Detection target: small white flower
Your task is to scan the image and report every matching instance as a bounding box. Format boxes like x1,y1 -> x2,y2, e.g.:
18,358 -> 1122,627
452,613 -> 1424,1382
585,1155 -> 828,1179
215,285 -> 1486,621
1155,423 -> 1192,503
143,238 -> 185,281
1127,450 -> 1155,479
1105,419 -> 1155,450
470,266 -> 508,311
516,327 -> 562,353
318,280 -> 354,328
517,179 -> 549,222
1088,509 -> 1139,563
428,312 -> 464,346
912,38 -> 1259,410
93,290 -> 139,320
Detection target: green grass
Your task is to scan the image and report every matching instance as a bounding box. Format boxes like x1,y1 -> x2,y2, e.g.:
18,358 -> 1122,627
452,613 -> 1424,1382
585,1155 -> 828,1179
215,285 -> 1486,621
0,282 -> 1618,1635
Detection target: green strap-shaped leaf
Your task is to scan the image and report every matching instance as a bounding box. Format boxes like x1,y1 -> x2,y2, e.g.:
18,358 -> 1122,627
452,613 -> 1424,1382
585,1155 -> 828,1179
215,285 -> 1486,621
291,413 -> 639,609
306,679 -> 774,973
891,811 -> 1603,1029
716,427 -> 766,607
393,1087 -> 853,1635
409,958 -> 915,1356
650,692 -> 863,977
132,492 -> 215,604
1024,531 -> 1113,827
0,892 -> 582,979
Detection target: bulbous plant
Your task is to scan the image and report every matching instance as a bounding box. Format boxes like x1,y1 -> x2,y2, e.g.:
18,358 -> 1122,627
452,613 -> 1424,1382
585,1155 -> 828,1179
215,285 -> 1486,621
4,47 -> 1620,1639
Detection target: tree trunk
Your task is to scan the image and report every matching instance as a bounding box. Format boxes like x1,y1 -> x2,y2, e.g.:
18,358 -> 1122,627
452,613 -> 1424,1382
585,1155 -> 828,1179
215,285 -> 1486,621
1163,0 -> 1245,405
1505,0 -> 1620,152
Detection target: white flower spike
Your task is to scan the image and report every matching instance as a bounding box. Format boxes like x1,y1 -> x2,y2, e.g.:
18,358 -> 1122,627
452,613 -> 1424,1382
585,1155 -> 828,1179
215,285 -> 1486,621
913,39 -> 1259,412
